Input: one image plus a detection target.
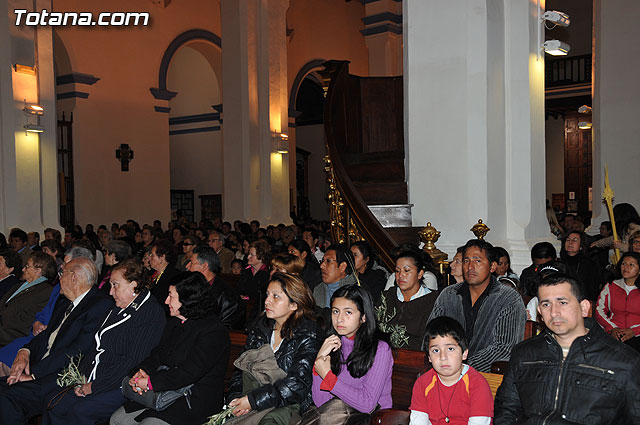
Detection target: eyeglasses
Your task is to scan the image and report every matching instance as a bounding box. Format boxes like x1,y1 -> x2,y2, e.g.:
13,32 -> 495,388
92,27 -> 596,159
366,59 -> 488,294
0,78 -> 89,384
183,242 -> 195,246
566,238 -> 581,243
58,268 -> 75,278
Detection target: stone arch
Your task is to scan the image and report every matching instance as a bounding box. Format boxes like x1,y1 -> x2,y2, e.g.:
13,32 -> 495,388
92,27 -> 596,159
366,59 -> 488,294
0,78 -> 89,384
151,29 -> 222,100
289,59 -> 326,113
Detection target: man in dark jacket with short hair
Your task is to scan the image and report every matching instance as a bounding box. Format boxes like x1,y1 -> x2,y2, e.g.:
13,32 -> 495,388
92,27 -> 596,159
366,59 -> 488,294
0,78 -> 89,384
495,273 -> 640,424
188,246 -> 245,329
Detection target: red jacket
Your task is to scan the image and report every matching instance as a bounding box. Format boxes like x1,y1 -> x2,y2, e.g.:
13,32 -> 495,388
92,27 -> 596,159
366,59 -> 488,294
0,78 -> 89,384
595,279 -> 640,335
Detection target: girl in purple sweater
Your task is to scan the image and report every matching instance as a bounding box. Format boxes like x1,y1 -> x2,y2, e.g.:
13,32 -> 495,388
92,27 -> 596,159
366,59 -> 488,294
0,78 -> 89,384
303,285 -> 393,425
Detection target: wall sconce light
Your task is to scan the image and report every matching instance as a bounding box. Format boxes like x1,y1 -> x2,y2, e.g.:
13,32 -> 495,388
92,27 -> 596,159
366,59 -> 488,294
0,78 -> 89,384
578,121 -> 592,130
13,64 -> 36,75
272,132 -> 289,154
23,100 -> 44,116
542,10 -> 570,27
578,105 -> 592,114
24,124 -> 45,133
543,40 -> 570,56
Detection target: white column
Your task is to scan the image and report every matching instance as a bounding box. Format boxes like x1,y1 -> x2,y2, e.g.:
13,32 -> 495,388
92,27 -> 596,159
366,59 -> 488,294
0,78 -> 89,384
590,0 -> 640,230
362,0 -> 403,76
0,0 -> 60,234
404,0 -> 550,272
364,33 -> 403,77
221,0 -> 291,225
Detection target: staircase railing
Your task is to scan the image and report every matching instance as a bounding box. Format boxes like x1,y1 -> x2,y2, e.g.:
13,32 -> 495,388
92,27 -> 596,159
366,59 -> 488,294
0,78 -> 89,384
321,60 -> 397,270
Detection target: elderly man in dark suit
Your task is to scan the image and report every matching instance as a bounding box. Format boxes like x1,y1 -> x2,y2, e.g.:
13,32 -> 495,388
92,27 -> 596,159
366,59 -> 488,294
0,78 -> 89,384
0,257 -> 113,424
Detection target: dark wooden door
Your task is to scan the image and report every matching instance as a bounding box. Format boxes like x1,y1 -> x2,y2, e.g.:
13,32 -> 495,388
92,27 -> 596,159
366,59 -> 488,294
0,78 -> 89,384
564,115 -> 592,220
57,113 -> 75,229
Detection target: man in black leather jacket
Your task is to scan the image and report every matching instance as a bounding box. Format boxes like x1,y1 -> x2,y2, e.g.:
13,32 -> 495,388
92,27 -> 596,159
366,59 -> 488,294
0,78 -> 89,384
188,246 -> 245,329
495,273 -> 640,424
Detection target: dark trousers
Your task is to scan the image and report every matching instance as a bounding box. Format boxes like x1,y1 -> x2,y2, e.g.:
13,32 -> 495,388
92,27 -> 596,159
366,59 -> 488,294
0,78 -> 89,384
42,387 -> 125,425
0,379 -> 54,424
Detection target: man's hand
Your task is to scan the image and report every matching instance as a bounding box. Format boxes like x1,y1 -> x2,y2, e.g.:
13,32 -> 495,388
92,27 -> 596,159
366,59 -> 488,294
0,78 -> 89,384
74,382 -> 92,397
618,328 -> 635,342
7,350 -> 30,385
32,321 -> 47,336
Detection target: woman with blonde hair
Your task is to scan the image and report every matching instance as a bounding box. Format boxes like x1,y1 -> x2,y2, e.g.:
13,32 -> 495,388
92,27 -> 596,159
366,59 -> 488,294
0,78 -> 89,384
270,253 -> 305,278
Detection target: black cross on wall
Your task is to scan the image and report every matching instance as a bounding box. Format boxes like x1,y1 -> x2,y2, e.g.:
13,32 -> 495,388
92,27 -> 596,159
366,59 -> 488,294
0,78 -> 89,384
116,144 -> 134,172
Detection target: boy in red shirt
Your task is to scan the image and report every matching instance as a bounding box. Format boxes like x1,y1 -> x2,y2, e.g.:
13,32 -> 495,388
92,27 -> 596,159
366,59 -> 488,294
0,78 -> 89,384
410,317 -> 493,425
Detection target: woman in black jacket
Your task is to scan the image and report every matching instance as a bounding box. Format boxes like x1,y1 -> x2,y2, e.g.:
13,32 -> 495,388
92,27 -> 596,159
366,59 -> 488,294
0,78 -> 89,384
227,273 -> 318,424
44,259 -> 166,425
111,272 -> 230,425
350,241 -> 387,303
287,240 -> 322,292
561,230 -> 604,302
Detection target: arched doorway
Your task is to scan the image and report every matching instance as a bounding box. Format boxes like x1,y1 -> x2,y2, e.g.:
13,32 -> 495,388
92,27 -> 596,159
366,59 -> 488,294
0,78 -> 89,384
167,43 -> 222,223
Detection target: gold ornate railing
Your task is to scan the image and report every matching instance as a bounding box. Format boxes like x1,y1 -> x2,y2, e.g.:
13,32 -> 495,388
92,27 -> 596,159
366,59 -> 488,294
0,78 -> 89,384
321,60 -> 397,269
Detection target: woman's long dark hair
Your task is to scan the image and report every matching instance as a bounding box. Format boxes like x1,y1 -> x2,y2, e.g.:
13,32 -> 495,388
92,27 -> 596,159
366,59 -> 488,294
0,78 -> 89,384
173,272 -> 215,319
351,240 -> 377,273
613,203 -> 640,237
268,273 -> 316,339
288,239 -> 315,265
329,285 -> 379,379
617,251 -> 640,289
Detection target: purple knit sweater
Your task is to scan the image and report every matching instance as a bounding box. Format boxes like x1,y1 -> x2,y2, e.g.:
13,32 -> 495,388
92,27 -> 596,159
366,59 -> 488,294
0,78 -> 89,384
312,336 -> 394,413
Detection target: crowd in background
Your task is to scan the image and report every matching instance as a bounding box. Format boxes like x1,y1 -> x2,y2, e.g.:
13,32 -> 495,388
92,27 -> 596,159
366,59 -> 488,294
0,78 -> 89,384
0,202 -> 638,424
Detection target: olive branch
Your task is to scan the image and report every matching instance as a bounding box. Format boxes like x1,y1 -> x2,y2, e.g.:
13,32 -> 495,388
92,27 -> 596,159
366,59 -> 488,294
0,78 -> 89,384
203,404 -> 236,425
56,354 -> 87,387
374,295 -> 409,348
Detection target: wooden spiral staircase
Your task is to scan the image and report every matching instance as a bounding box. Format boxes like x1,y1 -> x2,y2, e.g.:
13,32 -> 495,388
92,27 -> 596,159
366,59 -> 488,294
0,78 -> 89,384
320,60 -> 429,270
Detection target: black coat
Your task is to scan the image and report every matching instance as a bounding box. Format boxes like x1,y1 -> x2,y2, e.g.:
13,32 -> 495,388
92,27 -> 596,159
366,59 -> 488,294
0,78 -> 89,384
25,286 -> 113,379
357,267 -> 387,304
495,318 -> 640,424
125,314 -> 230,425
227,316 -> 318,413
561,253 -> 603,301
0,274 -> 20,300
210,277 -> 245,330
239,268 -> 270,321
151,265 -> 182,315
78,290 -> 166,394
300,261 -> 322,292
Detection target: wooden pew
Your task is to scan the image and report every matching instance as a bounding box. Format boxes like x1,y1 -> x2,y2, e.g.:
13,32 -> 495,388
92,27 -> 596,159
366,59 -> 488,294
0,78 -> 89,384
226,331 -> 504,425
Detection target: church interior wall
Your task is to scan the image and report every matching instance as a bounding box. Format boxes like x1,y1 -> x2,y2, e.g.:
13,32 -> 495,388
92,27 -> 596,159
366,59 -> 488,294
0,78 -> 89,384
286,0 -> 369,84
295,123 -> 328,221
167,46 -> 222,224
51,0 -> 223,227
545,116 -> 565,200
591,0 -> 640,227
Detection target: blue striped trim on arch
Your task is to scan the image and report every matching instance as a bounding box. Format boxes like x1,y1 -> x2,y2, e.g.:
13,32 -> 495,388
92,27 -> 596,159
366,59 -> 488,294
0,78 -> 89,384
169,126 -> 221,135
57,91 -> 89,100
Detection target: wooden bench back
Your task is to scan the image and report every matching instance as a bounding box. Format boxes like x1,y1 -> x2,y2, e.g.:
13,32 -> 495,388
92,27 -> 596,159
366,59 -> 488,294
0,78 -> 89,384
225,331 -> 427,410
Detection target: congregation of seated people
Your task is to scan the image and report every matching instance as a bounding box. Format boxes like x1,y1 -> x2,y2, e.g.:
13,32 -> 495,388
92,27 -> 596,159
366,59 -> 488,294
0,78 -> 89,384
0,209 -> 639,425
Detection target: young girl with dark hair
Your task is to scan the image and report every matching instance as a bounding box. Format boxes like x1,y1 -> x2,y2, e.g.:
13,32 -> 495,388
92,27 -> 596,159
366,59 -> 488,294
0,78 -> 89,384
301,285 -> 393,425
